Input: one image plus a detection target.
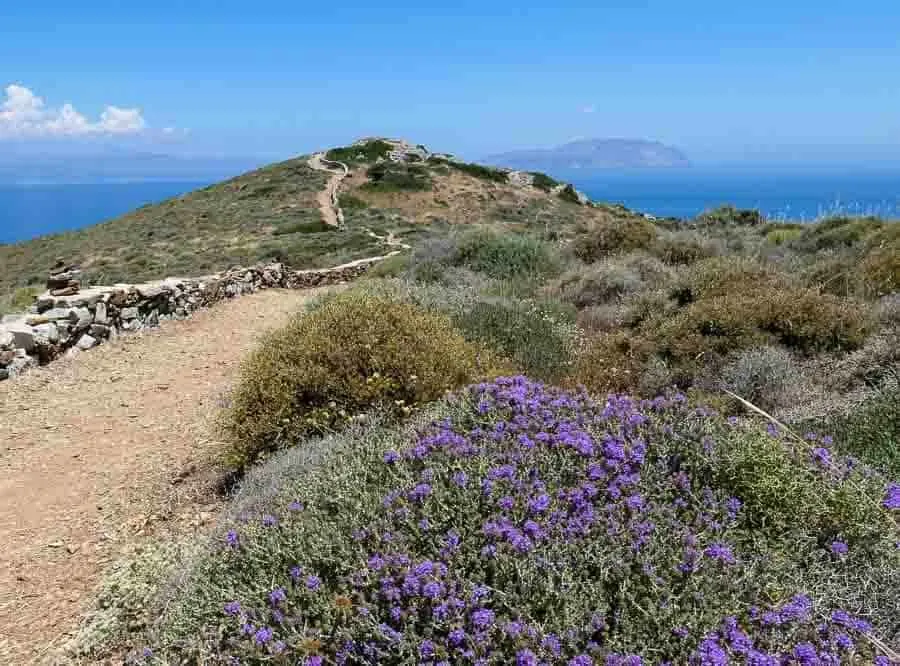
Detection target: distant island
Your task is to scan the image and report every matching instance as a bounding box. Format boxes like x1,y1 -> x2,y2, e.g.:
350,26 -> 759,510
485,138 -> 690,170
0,142 -> 263,184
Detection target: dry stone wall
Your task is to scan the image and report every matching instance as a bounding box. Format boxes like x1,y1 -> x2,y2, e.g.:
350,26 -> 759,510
0,255 -> 391,381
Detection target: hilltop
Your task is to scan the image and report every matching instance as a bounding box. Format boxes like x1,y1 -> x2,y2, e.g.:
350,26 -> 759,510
486,137 -> 690,170
0,137 -> 619,297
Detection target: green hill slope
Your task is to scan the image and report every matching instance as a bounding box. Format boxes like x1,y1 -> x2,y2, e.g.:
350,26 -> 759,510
0,140 -> 608,295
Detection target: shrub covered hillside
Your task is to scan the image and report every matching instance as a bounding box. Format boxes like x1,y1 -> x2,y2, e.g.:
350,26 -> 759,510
62,162 -> 898,663
127,379 -> 898,663
0,138 -> 609,294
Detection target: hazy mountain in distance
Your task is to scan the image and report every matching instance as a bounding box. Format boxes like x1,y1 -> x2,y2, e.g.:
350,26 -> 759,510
0,140 -> 265,183
485,138 -> 690,170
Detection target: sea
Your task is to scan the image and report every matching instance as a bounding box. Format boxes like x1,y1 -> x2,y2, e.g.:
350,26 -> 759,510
1,166 -> 899,244
0,181 -> 210,244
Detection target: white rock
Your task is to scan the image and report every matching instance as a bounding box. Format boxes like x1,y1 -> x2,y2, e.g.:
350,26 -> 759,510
94,301 -> 108,325
136,285 -> 166,300
7,355 -> 37,377
0,329 -> 15,350
1,323 -> 35,352
32,322 -> 59,344
76,334 -> 97,350
42,308 -> 77,322
73,308 -> 93,330
120,307 -> 139,321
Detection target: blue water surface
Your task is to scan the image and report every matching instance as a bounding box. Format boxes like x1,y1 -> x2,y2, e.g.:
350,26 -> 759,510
1,166 -> 898,245
567,165 -> 900,221
0,181 -> 209,244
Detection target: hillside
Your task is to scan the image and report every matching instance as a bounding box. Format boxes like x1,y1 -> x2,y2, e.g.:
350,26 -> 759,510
0,138 -> 618,295
485,137 -> 690,170
0,137 -> 897,664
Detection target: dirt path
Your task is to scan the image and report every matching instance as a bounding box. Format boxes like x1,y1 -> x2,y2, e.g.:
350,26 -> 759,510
0,288 -> 321,664
308,153 -> 349,228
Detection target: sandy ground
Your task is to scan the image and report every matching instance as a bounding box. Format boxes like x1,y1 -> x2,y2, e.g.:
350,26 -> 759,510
0,288 -> 320,664
308,153 -> 348,227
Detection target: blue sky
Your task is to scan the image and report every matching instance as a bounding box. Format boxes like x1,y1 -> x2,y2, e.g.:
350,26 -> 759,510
2,1 -> 900,163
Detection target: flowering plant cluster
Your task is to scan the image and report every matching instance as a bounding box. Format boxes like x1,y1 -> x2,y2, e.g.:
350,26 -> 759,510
138,378 -> 899,664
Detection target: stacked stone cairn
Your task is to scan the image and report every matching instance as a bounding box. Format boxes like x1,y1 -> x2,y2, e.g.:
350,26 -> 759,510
46,259 -> 83,297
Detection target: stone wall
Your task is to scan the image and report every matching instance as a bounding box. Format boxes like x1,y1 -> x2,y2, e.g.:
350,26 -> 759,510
0,255 -> 393,381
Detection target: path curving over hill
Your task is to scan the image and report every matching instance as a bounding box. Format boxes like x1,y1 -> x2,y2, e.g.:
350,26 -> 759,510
308,152 -> 349,228
0,288 -> 325,664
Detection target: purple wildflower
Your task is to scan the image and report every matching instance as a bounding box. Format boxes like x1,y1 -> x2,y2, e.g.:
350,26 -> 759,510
884,483 -> 900,510
268,586 -> 286,605
252,626 -> 273,645
471,607 -> 496,629
704,543 -> 736,564
419,639 -> 435,658
305,574 -> 321,591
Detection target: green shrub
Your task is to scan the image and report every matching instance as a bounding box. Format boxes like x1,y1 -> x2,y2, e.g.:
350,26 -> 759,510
454,231 -> 560,281
671,257 -> 793,305
220,292 -> 502,468
648,287 -> 871,369
688,423 -> 892,543
696,205 -> 764,226
752,288 -> 872,353
794,216 -> 884,252
271,219 -> 329,235
826,328 -> 900,391
650,230 -> 721,265
453,298 -> 578,381
325,139 -> 394,164
550,252 -> 672,308
801,254 -> 859,297
363,253 -> 410,279
430,157 -> 509,183
765,227 -> 804,246
0,285 -> 41,315
364,162 -> 433,192
339,194 -> 369,210
720,345 -> 799,410
648,294 -> 767,366
567,331 -> 644,393
798,383 -> 900,479
529,171 -> 559,192
859,223 -> 900,297
571,217 -> 658,262
557,184 -> 582,204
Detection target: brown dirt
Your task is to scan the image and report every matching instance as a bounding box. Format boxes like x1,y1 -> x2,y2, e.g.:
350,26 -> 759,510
0,288 -> 322,664
307,153 -> 348,227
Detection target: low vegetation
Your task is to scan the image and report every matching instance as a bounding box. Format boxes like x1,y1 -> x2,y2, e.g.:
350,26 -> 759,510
325,139 -> 395,164
429,157 -> 510,183
219,291 -> 503,469
0,158 -> 336,290
117,380 -> 898,664
363,161 -> 433,192
50,143 -> 897,664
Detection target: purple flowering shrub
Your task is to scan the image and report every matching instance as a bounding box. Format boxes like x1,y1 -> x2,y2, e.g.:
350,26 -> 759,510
139,378 -> 899,664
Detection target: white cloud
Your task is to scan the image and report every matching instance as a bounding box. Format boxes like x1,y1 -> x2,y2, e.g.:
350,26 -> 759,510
0,84 -> 148,138
580,105 -> 597,114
